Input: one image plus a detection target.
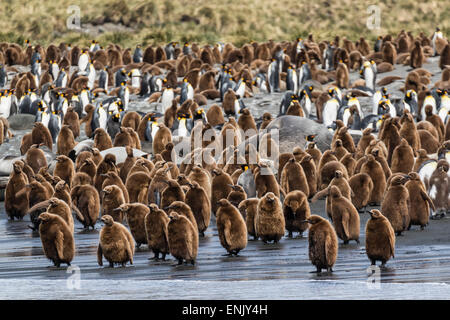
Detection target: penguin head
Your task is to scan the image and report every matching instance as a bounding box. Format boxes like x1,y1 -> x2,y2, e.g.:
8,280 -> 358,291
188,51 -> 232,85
100,215 -> 114,226
304,215 -> 324,225
368,209 -> 383,219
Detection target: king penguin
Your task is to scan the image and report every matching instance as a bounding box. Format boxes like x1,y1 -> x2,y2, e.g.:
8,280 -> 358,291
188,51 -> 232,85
0,64 -> 6,88
286,65 -> 298,93
78,49 -> 89,72
161,87 -> 174,113
55,68 -> 68,88
133,45 -> 143,63
180,79 -> 194,105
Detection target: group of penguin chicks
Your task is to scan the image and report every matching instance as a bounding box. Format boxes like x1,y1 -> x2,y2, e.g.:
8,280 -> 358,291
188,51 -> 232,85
0,28 -> 449,274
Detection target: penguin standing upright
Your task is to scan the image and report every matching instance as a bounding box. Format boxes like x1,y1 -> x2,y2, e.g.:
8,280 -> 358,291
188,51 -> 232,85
421,92 -> 437,120
180,79 -> 194,105
234,78 -> 246,98
403,90 -> 418,118
139,72 -> 151,97
438,91 -> 450,124
48,110 -> 62,143
87,61 -> 96,89
299,85 -> 313,118
78,50 -> 89,71
183,42 -> 192,56
298,61 -> 311,87
115,68 -> 128,88
129,69 -> 141,89
360,60 -> 376,91
286,65 -> 298,93
323,44 -> 335,71
98,68 -> 109,92
55,68 -> 68,88
432,28 -> 443,56
0,64 -> 6,88
323,96 -> 340,127
374,36 -> 383,52
0,91 -> 12,118
161,87 -> 174,113
165,42 -> 177,60
220,68 -> 234,101
117,82 -> 130,111
278,92 -> 299,116
92,103 -> 108,132
50,61 -> 59,81
133,45 -> 143,63
31,59 -> 41,85
267,59 -> 280,93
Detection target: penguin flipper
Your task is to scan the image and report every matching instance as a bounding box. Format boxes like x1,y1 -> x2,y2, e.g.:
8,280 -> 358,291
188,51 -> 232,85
341,211 -> 350,241
97,245 -> 103,266
325,234 -> 334,267
55,230 -> 65,261
223,219 -> 232,249
71,205 -> 85,223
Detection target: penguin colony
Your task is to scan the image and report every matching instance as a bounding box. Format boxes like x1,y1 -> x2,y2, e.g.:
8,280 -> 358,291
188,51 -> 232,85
0,29 -> 449,273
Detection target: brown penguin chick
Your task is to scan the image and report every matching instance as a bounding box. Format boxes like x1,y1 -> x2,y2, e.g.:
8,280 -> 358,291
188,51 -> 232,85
318,160 -> 348,190
211,168 -> 234,215
94,154 -> 117,194
164,100 -> 178,129
114,203 -> 149,248
440,44 -> 450,70
286,100 -> 305,117
312,170 -> 352,220
317,150 -> 339,182
53,180 -> 71,206
70,184 -> 100,229
334,127 -> 356,153
306,142 -> 322,168
93,128 -> 113,151
38,213 -> 75,267
125,171 -> 151,204
410,41 -> 424,69
145,204 -> 169,260
46,198 -> 74,233
369,147 -> 392,180
22,180 -> 51,209
399,112 -> 421,155
327,186 -> 360,244
418,129 -> 440,154
25,144 -> 48,174
348,173 -> 373,212
54,155 -> 75,188
283,190 -> 311,238
216,199 -> 248,256
222,89 -> 238,116
413,149 -> 430,172
206,104 -> 225,127
113,126 -> 132,148
148,165 -> 171,206
127,158 -> 151,177
379,118 -> 402,165
406,172 -> 435,229
56,125 -> 76,156
305,215 -> 338,273
237,108 -> 257,135
365,209 -> 395,267
78,158 -> 97,179
227,184 -> 247,208
336,61 -> 349,88
160,142 -> 176,163
119,146 -> 136,183
101,171 -> 129,203
167,212 -> 198,265
185,181 -> 211,237
164,200 -> 198,231
62,107 -> 80,138
97,215 -> 135,268
238,198 -> 259,240
121,111 -> 141,131
188,165 -> 212,200
277,152 -> 294,181
32,122 -> 53,150
340,153 -> 357,177
391,138 -> 415,174
446,118 -> 450,141
75,150 -> 93,171
152,124 -> 172,155
332,139 -> 349,160
34,173 -> 55,197
160,179 -> 185,209
20,133 -> 33,155
381,175 -> 410,236
382,41 -> 397,65
428,160 -> 450,217
425,105 -> 445,142
280,158 -> 309,196
259,112 -> 273,131
356,128 -> 376,158
254,163 -> 281,198
292,146 -> 307,162
255,192 -> 285,243
360,154 -> 386,205
101,185 -> 126,223
300,154 -> 318,198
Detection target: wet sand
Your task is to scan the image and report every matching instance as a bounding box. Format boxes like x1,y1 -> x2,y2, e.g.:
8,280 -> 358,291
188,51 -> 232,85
0,57 -> 448,299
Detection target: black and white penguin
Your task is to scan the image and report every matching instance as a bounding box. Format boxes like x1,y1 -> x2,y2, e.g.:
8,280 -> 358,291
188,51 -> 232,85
298,61 -> 312,88
421,92 -> 437,120
78,49 -> 89,71
180,79 -> 194,105
253,73 -> 268,93
360,60 -> 376,91
234,78 -> 246,99
92,103 -> 108,132
299,85 -> 313,118
0,64 -> 6,88
133,45 -> 143,63
323,97 -> 340,127
144,114 -> 160,143
55,68 -> 68,88
438,90 -> 449,124
183,42 -> 192,56
139,72 -> 151,97
286,65 -> 298,93
403,90 -> 418,118
115,68 -> 128,88
360,114 -> 386,132
0,90 -> 13,118
267,58 -> 280,93
165,42 -> 177,60
98,68 -> 109,92
432,27 -> 444,56
374,36 -> 383,52
49,61 -> 59,81
117,82 -> 130,111
106,112 -> 121,139
372,87 -> 387,115
161,87 -> 174,114
149,75 -> 164,94
278,92 -> 298,116
323,43 -> 335,71
86,61 -> 96,89
89,40 -> 100,53
128,68 -> 141,89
